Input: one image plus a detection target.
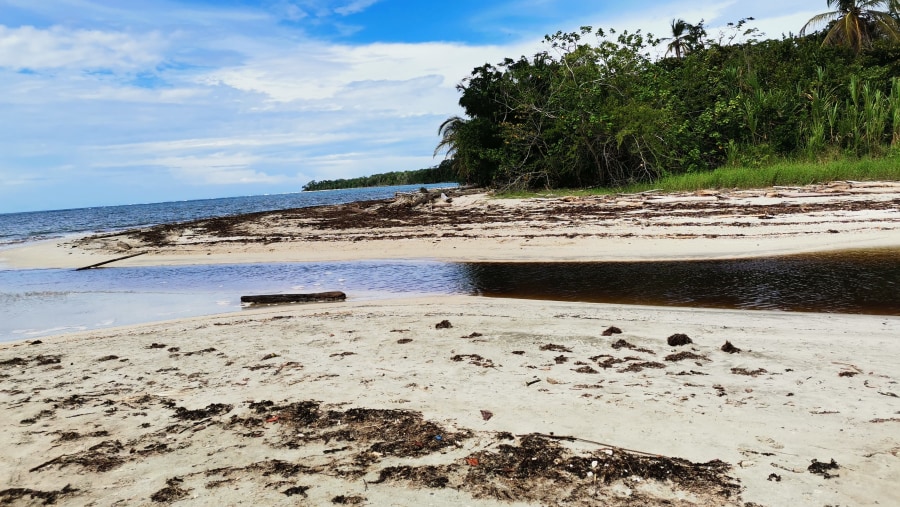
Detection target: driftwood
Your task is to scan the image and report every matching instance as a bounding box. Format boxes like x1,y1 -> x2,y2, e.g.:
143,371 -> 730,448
389,191 -> 434,208
240,291 -> 346,305
75,252 -> 147,271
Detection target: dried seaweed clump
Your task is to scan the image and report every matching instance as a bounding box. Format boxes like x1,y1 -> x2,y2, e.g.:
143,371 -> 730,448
665,351 -> 710,362
667,334 -> 693,346
377,434 -> 741,505
239,400 -> 472,458
721,341 -> 741,354
0,485 -> 79,506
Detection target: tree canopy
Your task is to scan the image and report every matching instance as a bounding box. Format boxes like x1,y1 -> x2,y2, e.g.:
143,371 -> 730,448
435,9 -> 900,191
801,0 -> 900,53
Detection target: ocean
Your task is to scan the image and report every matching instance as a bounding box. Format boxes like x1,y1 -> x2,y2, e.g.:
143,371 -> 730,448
0,184 -> 462,341
0,184 -> 456,247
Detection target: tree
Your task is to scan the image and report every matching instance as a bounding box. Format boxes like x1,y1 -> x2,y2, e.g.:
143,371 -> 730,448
801,0 -> 900,54
662,19 -> 707,58
663,19 -> 690,58
434,116 -> 466,159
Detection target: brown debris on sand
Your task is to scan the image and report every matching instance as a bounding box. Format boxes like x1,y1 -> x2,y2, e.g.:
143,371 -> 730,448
602,326 -> 622,336
665,351 -> 710,362
731,368 -> 767,377
808,459 -> 840,479
540,343 -> 572,352
3,296 -> 897,506
172,403 -> 233,421
0,485 -> 80,506
373,433 -> 741,505
451,354 -> 497,368
150,478 -> 189,503
619,361 -> 667,373
667,334 -> 693,347
235,400 -> 472,459
721,341 -> 741,354
611,339 -> 656,354
64,184 -> 899,260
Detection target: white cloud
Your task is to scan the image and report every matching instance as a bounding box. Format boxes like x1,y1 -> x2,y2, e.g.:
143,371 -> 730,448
270,0 -> 380,21
150,152 -> 287,185
0,25 -> 166,71
198,39 -> 519,110
334,0 -> 380,16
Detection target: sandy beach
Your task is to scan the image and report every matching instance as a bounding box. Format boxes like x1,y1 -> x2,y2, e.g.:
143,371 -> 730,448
1,182 -> 899,506
2,181 -> 899,269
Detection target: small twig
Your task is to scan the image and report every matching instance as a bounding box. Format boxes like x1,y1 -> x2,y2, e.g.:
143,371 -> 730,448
75,251 -> 147,271
29,456 -> 64,473
522,432 -> 665,458
179,417 -> 212,434
65,412 -> 97,418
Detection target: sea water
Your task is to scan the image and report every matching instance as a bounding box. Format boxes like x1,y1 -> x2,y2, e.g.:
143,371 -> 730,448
1,261 -> 472,340
0,184 -> 461,341
0,184 -> 457,247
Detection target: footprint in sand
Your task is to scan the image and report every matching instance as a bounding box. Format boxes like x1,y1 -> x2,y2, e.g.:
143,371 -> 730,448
756,436 -> 785,450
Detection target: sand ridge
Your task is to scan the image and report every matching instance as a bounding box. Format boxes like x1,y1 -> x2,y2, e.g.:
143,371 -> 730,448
2,181 -> 899,269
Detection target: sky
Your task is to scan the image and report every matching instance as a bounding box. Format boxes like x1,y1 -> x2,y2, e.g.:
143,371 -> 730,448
0,0 -> 828,213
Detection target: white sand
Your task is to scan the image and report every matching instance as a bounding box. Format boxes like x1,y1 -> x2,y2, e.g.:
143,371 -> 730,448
1,297 -> 898,506
2,182 -> 899,269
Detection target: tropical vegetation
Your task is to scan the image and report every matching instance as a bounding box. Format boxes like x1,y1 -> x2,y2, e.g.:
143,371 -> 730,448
302,161 -> 456,191
433,1 -> 900,191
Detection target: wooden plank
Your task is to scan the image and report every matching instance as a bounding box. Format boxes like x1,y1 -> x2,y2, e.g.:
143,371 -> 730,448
240,291 -> 347,305
75,252 -> 147,271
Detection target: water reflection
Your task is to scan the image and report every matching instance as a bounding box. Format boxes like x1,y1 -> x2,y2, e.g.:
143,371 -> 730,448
2,249 -> 897,341
0,260 -> 473,340
462,248 -> 900,315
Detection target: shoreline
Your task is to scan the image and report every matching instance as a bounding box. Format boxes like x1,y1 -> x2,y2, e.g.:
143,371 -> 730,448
2,181 -> 899,270
4,231 -> 900,269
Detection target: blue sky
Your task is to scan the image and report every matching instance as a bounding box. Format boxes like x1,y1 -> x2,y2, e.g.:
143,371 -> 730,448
0,0 -> 826,213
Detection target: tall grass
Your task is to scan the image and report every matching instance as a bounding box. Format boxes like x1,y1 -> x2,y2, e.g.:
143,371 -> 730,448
637,157 -> 899,192
498,156 -> 900,197
891,77 -> 900,147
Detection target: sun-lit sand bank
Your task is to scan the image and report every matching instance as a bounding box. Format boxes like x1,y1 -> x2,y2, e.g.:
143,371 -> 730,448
1,181 -> 899,269
1,182 -> 899,505
1,297 -> 898,506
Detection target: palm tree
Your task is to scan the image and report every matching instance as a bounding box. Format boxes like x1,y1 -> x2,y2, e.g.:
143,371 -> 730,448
663,18 -> 690,58
801,0 -> 900,53
434,116 -> 466,158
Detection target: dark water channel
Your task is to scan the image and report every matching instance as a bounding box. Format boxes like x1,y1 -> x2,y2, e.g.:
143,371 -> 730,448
2,248 -> 897,341
464,248 -> 900,315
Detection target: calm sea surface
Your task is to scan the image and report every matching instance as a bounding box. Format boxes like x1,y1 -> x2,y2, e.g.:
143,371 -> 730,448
0,184 -> 456,247
1,185 -> 897,341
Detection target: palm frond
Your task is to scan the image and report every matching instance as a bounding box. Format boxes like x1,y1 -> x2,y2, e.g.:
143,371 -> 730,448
801,12 -> 841,35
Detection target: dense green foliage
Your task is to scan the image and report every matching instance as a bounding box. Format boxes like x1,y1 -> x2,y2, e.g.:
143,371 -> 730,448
500,156 -> 900,197
302,160 -> 458,191
436,6 -> 900,191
